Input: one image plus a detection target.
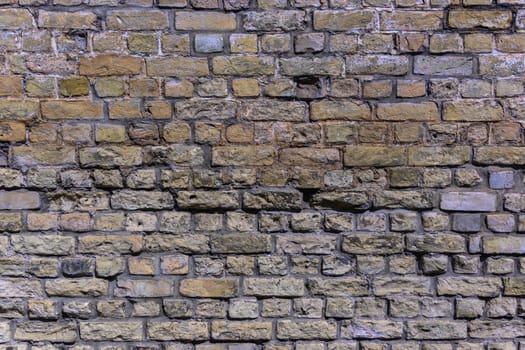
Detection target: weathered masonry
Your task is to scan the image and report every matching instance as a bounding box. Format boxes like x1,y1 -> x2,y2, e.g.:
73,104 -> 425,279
0,0 -> 524,348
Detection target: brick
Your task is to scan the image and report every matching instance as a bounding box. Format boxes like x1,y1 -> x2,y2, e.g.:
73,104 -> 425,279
114,279 -> 173,297
346,55 -> 409,75
437,277 -> 502,297
176,12 -> 236,30
79,235 -> 142,255
243,11 -> 306,31
39,10 -> 97,29
280,57 -> 344,76
313,10 -> 375,31
308,277 -> 368,296
244,100 -> 307,122
41,100 -> 103,120
344,146 -> 406,167
14,322 -> 77,342
180,278 -> 238,298
374,277 -> 432,296
479,54 -> 525,76
470,320 -> 525,338
0,279 -> 43,298
79,146 -> 142,167
449,9 -> 512,29
212,321 -> 272,340
311,101 -> 370,121
45,278 -> 109,297
377,102 -> 438,121
475,147 -> 525,166
0,9 -> 33,29
244,277 -> 305,296
407,321 -> 467,340
280,148 -> 340,166
380,11 -> 443,30
408,146 -> 470,166
213,56 -> 274,76
414,56 -> 473,76
443,100 -> 503,121
148,321 -> 208,341
483,236 -> 525,254
80,55 -> 142,76
440,192 -> 497,212
211,234 -> 272,254
277,320 -> 337,340
345,320 -> 403,339
107,10 -> 168,30
0,100 -> 39,121
342,234 -> 403,254
406,234 -> 465,253
80,322 -> 143,341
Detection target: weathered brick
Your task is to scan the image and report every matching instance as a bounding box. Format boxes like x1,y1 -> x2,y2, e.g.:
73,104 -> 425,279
212,146 -> 276,166
308,277 -> 368,296
211,234 -> 272,254
374,277 -> 432,296
377,102 -> 438,121
380,11 -> 443,30
45,278 -> 109,297
107,10 -> 168,30
345,320 -> 403,339
443,100 -> 503,121
147,57 -> 209,77
483,236 -> 525,254
277,320 -> 337,340
0,9 -> 33,29
407,321 -> 467,340
180,278 -> 238,298
475,147 -> 525,166
313,10 -> 375,31
440,192 -> 497,212
408,146 -> 470,166
311,101 -> 370,121
346,55 -> 409,75
79,147 -> 142,167
243,11 -> 306,31
280,148 -> 340,166
244,277 -> 305,296
78,235 -> 142,255
80,322 -> 143,341
41,100 -> 103,120
148,322 -> 208,341
0,100 -> 39,121
114,279 -> 173,297
470,320 -> 525,338
39,10 -> 97,29
80,55 -> 142,76
414,56 -> 473,76
243,190 -> 302,211
212,321 -> 273,340
14,322 -> 77,343
280,57 -> 344,76
406,234 -> 466,253
176,12 -> 236,30
342,234 -> 403,254
449,9 -> 512,29
213,56 -> 274,76
0,279 -> 43,298
344,146 -> 406,167
437,277 -> 502,297
479,54 -> 525,76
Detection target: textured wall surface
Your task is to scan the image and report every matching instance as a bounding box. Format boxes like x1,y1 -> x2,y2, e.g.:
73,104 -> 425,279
0,0 -> 525,348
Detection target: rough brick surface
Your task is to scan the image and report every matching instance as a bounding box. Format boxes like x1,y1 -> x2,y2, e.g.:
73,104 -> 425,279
0,0 -> 524,347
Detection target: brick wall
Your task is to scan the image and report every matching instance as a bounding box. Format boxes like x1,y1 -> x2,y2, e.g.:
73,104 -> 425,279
0,0 -> 524,347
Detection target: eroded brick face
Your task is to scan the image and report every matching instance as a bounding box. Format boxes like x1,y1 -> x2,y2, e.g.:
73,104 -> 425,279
0,0 -> 524,347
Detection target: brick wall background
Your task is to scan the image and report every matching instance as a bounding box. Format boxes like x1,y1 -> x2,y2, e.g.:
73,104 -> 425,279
0,0 -> 524,347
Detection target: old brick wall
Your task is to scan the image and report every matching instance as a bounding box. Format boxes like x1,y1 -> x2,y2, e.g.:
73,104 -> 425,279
0,0 -> 524,346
